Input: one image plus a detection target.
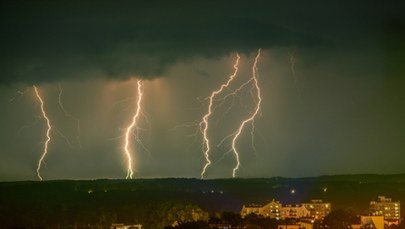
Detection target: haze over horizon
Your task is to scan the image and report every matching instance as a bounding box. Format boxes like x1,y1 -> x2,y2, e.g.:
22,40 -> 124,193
1,0 -> 404,181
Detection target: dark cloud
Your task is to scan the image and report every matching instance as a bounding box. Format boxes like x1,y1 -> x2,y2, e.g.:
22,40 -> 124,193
2,0 -> 403,85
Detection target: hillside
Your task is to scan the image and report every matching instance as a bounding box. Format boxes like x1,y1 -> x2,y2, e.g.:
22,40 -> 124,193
1,174 -> 404,228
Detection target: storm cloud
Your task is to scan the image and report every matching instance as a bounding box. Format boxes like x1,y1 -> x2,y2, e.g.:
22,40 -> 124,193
1,0 -> 403,85
1,0 -> 405,180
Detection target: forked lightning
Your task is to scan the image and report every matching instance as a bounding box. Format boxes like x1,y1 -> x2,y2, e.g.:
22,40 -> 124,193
199,54 -> 240,179
199,49 -> 262,178
123,80 -> 144,179
33,86 -> 53,181
230,49 -> 262,177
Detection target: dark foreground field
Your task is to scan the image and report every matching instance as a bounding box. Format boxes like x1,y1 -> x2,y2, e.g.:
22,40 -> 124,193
1,174 -> 404,228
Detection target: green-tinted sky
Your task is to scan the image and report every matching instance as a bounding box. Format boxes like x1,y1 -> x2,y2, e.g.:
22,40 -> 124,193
0,0 -> 404,180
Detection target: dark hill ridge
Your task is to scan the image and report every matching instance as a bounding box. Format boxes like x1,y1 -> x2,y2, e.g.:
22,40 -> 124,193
1,174 -> 404,225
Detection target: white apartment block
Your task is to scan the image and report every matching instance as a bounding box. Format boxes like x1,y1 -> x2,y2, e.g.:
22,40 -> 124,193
370,196 -> 400,226
241,199 -> 331,220
301,200 -> 331,220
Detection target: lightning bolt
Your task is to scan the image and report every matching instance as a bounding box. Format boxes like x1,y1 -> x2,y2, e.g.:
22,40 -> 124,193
288,49 -> 303,103
288,49 -> 297,82
230,49 -> 262,178
33,85 -> 52,181
123,80 -> 144,179
200,54 -> 240,179
58,83 -> 82,148
9,88 -> 29,102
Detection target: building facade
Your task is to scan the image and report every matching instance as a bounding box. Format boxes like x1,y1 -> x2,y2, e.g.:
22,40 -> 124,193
111,224 -> 142,229
301,200 -> 331,220
369,196 -> 400,225
241,199 -> 282,219
241,199 -> 330,220
361,216 -> 384,229
280,205 -> 310,219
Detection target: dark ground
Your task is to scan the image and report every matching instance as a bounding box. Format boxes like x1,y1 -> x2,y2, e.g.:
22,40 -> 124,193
1,174 -> 404,227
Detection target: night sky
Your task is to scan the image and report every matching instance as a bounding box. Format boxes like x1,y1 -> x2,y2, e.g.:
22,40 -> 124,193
1,0 -> 404,181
